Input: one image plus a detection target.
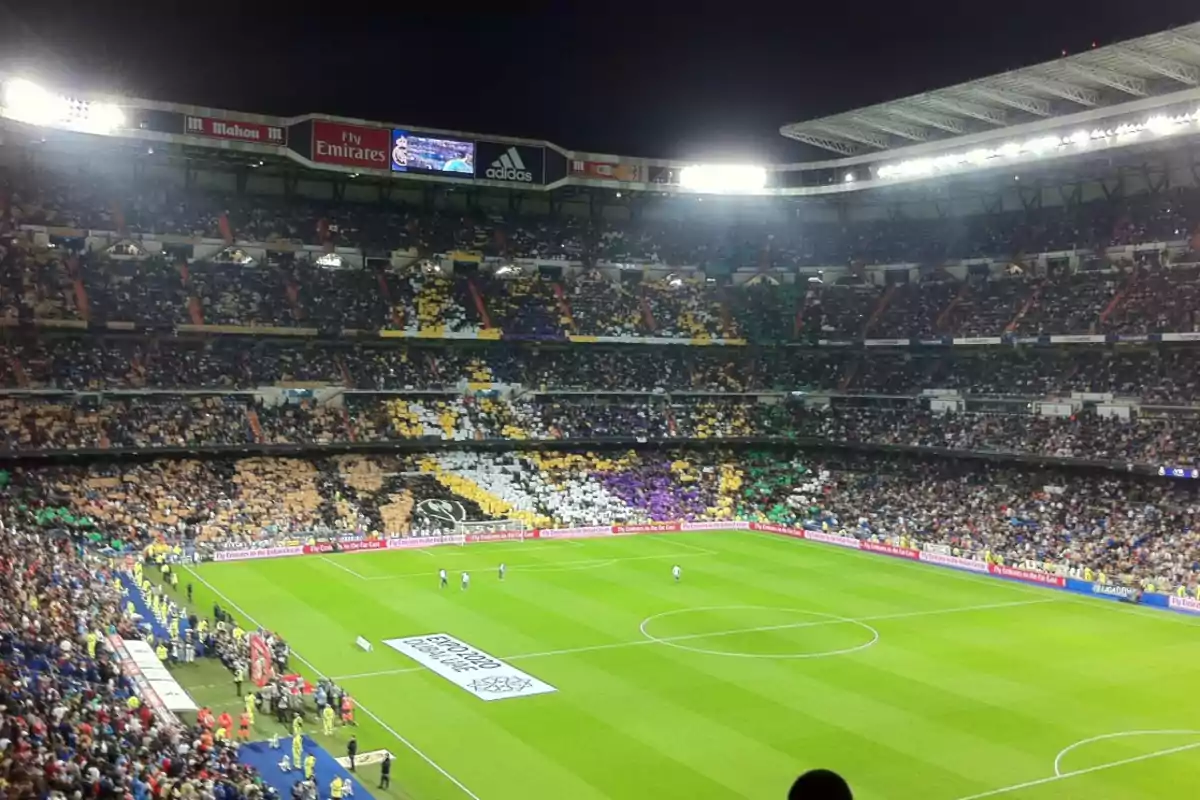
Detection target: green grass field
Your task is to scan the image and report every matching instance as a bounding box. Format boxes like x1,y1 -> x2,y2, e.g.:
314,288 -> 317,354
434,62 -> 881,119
180,530 -> 1200,800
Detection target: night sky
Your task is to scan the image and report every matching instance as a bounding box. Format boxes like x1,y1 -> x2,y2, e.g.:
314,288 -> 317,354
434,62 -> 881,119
1,0 -> 1197,160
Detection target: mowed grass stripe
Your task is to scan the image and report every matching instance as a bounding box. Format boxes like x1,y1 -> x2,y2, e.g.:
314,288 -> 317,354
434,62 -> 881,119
197,530 -> 1200,800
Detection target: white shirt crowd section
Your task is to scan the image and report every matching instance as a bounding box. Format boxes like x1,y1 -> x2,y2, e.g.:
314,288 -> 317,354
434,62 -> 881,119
399,275 -> 479,335
434,451 -> 640,527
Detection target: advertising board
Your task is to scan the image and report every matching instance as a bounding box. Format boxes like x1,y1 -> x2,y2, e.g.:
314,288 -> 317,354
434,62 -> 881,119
476,141 -> 544,184
312,121 -> 390,170
185,115 -> 285,145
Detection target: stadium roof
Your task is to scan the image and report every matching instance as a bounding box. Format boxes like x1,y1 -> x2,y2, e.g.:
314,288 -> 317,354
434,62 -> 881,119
781,21 -> 1200,157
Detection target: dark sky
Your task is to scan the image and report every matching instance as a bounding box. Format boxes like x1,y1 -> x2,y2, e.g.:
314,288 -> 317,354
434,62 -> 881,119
1,0 -> 1198,160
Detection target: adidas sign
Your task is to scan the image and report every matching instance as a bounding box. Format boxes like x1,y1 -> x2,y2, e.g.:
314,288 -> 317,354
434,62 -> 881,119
486,147 -> 534,182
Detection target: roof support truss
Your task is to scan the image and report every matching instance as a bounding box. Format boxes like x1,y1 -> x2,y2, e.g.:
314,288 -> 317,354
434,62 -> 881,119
1012,75 -> 1099,106
883,105 -> 966,134
781,128 -> 860,155
809,123 -> 890,150
1113,47 -> 1199,85
962,88 -> 1052,116
848,114 -> 928,141
1059,62 -> 1148,96
1165,35 -> 1200,61
921,96 -> 1007,127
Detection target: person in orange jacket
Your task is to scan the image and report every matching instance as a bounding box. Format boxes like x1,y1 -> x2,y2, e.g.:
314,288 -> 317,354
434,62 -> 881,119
340,694 -> 355,725
198,707 -> 215,730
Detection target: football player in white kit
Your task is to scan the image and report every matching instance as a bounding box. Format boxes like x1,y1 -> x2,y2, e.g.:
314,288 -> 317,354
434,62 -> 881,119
672,564 -> 681,582
461,571 -> 471,590
439,568 -> 447,588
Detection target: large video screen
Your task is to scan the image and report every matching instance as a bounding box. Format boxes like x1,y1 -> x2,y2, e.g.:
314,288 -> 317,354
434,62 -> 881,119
391,130 -> 475,175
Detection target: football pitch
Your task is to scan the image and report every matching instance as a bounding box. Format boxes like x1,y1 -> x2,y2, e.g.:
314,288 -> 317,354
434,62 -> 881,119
185,531 -> 1200,800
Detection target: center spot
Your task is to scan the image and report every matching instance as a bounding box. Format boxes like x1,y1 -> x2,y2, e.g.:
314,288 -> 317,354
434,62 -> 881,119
638,605 -> 879,659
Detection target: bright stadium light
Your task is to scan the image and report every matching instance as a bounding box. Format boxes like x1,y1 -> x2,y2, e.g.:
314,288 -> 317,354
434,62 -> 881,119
678,164 -> 767,194
85,101 -> 125,133
3,78 -> 68,126
1,78 -> 125,134
876,107 -> 1200,182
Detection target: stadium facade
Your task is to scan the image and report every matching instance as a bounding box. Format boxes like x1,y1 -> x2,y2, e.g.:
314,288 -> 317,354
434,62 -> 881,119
3,21 -> 1200,216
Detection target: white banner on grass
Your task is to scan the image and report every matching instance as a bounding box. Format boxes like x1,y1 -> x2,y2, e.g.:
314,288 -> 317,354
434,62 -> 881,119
383,633 -> 557,701
120,639 -> 199,712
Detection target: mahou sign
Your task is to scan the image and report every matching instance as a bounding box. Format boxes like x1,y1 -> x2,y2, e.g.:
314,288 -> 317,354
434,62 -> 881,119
186,116 -> 285,145
312,121 -> 389,170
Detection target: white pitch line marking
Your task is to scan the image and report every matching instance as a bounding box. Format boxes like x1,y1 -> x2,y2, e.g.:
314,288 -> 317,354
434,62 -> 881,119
182,566 -> 484,800
739,528 -> 1200,629
1052,729 -> 1200,777
320,556 -> 371,579
953,737 -> 1200,800
329,598 -> 1055,680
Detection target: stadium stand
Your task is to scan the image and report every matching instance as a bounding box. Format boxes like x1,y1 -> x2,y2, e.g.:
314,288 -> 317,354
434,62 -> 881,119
0,507 -> 269,800
5,55 -> 1200,638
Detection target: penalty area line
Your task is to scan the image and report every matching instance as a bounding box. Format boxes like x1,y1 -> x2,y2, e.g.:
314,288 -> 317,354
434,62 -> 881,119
181,566 -> 484,800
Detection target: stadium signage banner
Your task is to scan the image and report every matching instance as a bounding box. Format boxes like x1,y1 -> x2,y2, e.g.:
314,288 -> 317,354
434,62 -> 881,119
383,634 -> 558,701
614,523 -> 681,534
918,551 -> 989,573
570,159 -> 642,182
213,545 -> 304,562
1168,595 -> 1200,613
861,541 -> 919,560
683,521 -> 736,531
465,530 -> 528,543
312,121 -> 390,170
988,564 -> 1065,587
303,540 -> 386,554
539,526 -> 612,539
475,141 -> 545,185
747,522 -> 805,538
1089,583 -> 1139,600
387,534 -> 459,549
805,530 -> 861,548
185,115 -> 285,145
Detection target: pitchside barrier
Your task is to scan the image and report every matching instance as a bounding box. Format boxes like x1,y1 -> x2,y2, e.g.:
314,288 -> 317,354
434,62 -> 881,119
207,521 -> 1200,618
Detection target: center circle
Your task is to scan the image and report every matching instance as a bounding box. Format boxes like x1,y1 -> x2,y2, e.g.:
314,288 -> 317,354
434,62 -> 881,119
638,605 -> 879,659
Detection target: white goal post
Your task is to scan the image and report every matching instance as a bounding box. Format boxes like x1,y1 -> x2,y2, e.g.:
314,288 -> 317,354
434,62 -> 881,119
455,519 -> 529,536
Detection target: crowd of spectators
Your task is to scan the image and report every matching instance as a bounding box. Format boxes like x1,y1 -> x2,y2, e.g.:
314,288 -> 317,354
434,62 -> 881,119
423,448 -> 1200,593
5,390 -> 1200,471
9,446 -> 1200,593
8,242 -> 1200,341
11,166 -> 1200,266
8,161 -> 1200,343
12,337 -> 1200,403
0,504 -> 268,800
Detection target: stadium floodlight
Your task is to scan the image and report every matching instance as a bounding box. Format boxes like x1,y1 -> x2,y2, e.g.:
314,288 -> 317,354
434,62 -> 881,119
875,106 -> 1200,183
85,101 -> 125,134
3,79 -> 69,126
678,164 -> 767,194
1,78 -> 125,134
